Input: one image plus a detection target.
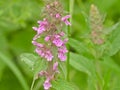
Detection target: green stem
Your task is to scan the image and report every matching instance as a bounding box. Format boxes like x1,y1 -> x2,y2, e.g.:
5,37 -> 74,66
66,0 -> 74,81
94,45 -> 103,90
30,77 -> 36,90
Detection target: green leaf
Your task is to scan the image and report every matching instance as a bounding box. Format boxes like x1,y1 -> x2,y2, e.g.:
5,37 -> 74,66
52,79 -> 79,90
59,62 -> 67,79
109,25 -> 120,56
68,38 -> 92,57
0,52 -> 29,90
20,53 -> 39,70
103,22 -> 119,35
70,52 -> 96,77
33,58 -> 47,76
20,53 -> 47,76
101,56 -> 120,74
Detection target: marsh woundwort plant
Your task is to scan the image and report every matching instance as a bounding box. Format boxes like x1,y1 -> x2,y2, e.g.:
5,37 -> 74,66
32,0 -> 71,89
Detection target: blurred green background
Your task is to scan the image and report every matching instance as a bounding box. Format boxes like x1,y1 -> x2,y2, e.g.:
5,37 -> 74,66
0,0 -> 120,90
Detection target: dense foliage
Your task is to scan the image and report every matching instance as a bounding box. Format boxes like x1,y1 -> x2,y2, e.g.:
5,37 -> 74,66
0,0 -> 120,90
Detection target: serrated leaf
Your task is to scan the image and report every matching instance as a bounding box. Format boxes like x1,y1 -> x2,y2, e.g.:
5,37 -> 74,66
20,53 -> 47,75
109,25 -> 120,56
52,79 -> 79,90
20,53 -> 39,69
70,52 -> 96,77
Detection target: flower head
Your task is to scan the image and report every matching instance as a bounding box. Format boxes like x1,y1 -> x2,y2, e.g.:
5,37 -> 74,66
43,78 -> 52,90
32,0 -> 70,89
62,15 -> 71,25
33,19 -> 48,35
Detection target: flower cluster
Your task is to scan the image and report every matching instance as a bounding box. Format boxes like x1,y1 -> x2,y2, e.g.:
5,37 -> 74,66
90,4 -> 105,45
32,0 -> 70,89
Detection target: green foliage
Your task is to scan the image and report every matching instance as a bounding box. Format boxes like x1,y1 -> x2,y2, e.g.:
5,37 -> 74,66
20,53 -> 47,76
0,52 -> 29,90
109,24 -> 120,56
20,53 -> 39,70
101,56 -> 120,74
70,52 -> 96,77
52,79 -> 79,90
0,0 -> 120,90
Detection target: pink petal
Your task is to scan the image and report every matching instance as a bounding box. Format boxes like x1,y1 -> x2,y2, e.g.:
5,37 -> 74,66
43,79 -> 52,90
45,36 -> 50,41
53,62 -> 58,71
58,52 -> 66,61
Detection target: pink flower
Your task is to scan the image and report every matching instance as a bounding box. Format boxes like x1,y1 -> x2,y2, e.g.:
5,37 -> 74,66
39,71 -> 48,76
36,48 -> 45,57
45,36 -> 50,41
32,19 -> 48,35
32,41 -> 43,47
33,34 -> 40,41
52,35 -> 63,47
56,13 -> 61,18
32,1 -> 70,89
61,15 -> 71,25
59,32 -> 65,36
58,45 -> 68,61
58,46 -> 68,53
58,52 -> 66,61
43,78 -> 52,90
37,49 -> 53,61
53,38 -> 63,47
44,51 -> 54,61
53,62 -> 58,71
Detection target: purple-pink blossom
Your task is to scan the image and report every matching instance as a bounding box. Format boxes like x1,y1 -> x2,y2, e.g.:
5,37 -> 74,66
58,51 -> 67,61
58,45 -> 68,61
32,1 -> 70,89
53,62 -> 58,71
56,13 -> 61,18
62,15 -> 71,25
43,78 -> 52,90
53,38 -> 63,47
33,19 -> 48,35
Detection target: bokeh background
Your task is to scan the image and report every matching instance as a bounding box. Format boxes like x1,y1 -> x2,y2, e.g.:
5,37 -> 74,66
0,0 -> 120,90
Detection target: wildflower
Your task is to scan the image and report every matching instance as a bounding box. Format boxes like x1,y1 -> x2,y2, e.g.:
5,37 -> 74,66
53,62 -> 58,71
43,78 -> 52,90
62,15 -> 71,25
56,13 -> 61,18
90,4 -> 105,45
32,19 -> 48,35
32,0 -> 71,89
52,36 -> 63,47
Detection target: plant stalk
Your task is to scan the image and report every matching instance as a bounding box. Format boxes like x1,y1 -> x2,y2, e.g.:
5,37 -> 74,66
66,0 -> 74,81
30,77 -> 36,90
